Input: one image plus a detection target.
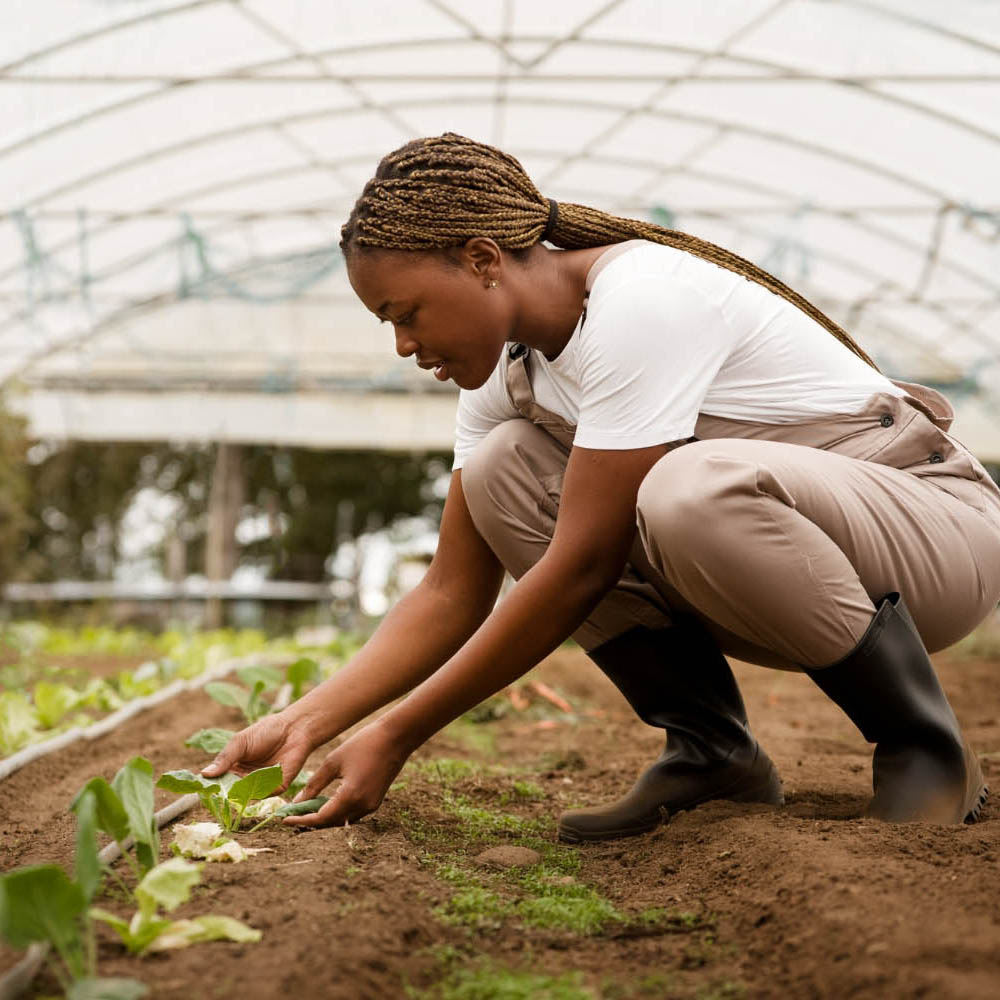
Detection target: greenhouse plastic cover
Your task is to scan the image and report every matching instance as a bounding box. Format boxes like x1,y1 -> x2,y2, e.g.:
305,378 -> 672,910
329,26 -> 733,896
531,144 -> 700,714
2,0 -> 999,456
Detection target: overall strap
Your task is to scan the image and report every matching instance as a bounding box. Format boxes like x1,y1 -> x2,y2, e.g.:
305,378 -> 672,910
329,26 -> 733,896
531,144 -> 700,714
504,344 -> 577,451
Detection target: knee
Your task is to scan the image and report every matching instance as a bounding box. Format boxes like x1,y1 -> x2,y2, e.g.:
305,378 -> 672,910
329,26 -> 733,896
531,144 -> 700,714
636,443 -> 761,567
460,419 -> 554,530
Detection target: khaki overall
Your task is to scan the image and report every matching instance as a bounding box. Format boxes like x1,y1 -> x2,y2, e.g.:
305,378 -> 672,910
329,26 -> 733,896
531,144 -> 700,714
460,248 -> 1000,671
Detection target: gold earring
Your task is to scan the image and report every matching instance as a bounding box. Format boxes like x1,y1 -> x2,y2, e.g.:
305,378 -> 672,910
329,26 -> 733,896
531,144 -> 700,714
488,279 -> 499,288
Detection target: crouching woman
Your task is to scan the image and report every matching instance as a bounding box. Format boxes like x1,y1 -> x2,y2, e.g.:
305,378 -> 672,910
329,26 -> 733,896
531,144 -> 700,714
204,133 -> 1000,838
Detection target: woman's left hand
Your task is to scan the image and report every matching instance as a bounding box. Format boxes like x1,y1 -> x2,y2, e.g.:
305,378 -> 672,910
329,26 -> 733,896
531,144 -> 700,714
283,718 -> 409,828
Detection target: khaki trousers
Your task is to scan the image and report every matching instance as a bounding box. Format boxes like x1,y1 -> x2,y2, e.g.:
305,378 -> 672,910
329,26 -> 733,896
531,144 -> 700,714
461,352 -> 1000,670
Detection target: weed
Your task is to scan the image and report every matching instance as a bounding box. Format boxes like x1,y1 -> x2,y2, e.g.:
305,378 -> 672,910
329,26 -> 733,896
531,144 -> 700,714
501,780 -> 546,803
440,792 -> 550,840
410,960 -> 596,999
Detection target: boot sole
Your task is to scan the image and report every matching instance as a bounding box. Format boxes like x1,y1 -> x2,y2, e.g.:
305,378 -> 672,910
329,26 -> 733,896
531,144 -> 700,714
965,784 -> 989,823
557,766 -> 784,844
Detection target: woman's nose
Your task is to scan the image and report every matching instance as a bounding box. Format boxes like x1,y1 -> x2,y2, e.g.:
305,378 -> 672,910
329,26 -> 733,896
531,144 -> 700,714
395,328 -> 418,358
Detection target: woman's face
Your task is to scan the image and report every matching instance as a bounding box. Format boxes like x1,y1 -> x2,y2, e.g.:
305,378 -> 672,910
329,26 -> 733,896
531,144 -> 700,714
346,243 -> 512,391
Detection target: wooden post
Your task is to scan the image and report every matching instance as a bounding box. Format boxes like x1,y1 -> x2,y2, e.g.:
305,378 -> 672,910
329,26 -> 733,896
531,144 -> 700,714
204,442 -> 244,629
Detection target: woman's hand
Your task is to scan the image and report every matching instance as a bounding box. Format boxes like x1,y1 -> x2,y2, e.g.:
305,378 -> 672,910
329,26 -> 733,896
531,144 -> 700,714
283,719 -> 409,828
201,711 -> 315,792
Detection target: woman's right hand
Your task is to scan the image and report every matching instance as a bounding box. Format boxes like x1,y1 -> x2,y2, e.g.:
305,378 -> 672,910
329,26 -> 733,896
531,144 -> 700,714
200,711 -> 316,793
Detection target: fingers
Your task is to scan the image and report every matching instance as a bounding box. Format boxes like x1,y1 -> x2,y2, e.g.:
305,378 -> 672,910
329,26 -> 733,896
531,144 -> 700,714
283,785 -> 371,829
201,731 -> 246,777
292,749 -> 341,802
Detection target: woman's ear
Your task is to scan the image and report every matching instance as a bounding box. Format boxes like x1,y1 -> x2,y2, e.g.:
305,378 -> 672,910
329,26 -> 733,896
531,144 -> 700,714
462,237 -> 502,284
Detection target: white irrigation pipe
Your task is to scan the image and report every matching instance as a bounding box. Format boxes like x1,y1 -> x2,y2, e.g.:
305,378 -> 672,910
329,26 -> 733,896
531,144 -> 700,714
0,652 -> 295,782
0,795 -> 201,1000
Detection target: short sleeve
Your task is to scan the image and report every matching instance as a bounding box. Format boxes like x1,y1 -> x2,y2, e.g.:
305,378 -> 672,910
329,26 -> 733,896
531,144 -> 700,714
573,274 -> 738,450
452,358 -> 520,470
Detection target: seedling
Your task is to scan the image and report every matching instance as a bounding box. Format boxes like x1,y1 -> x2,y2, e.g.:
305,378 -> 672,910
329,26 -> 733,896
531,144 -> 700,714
203,664 -> 284,724
156,764 -> 283,831
184,727 -> 236,754
0,789 -> 148,998
91,857 -> 260,954
71,756 -> 160,878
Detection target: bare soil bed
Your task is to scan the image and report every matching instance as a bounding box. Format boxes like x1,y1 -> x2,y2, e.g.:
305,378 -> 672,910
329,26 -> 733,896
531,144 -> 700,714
3,645 -> 999,999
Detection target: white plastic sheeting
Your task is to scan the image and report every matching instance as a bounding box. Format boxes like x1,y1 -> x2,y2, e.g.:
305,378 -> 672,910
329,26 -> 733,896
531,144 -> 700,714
2,1 -> 999,454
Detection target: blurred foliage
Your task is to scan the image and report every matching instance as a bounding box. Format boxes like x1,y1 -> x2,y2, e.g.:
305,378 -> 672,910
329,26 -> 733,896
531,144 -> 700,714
19,441 -> 449,583
0,393 -> 32,586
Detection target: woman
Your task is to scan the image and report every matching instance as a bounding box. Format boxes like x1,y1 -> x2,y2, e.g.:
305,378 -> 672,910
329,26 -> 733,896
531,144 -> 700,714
204,133 -> 1000,838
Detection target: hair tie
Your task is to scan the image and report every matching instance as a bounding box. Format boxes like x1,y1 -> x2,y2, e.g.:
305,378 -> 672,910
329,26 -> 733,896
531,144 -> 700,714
540,198 -> 559,243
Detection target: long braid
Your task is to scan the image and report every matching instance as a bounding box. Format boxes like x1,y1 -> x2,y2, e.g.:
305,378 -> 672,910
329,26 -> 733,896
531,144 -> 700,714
341,133 -> 878,370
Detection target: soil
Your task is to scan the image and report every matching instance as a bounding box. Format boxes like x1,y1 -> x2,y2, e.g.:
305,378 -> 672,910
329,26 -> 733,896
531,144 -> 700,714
2,645 -> 1000,999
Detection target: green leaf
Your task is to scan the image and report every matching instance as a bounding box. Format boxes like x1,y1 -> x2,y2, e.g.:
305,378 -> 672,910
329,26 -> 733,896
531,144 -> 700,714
156,770 -> 221,796
183,728 -> 235,754
286,657 -> 320,701
204,681 -> 249,714
274,796 -> 329,818
71,778 -> 130,845
67,977 -> 149,1000
235,664 -> 283,692
111,757 -> 157,874
0,865 -> 86,970
146,914 -> 261,952
245,680 -> 270,722
228,765 -> 283,811
73,789 -> 102,903
0,690 -> 39,756
134,859 -> 202,916
33,681 -> 81,729
286,769 -> 311,799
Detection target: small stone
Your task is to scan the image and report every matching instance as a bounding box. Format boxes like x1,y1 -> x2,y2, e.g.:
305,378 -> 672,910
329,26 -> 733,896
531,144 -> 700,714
474,845 -> 541,869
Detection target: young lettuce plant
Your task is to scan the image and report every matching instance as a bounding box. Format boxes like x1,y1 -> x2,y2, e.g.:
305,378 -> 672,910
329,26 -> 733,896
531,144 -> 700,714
0,786 -> 148,999
71,757 -> 160,879
184,658 -> 320,754
89,857 -> 260,955
203,664 -> 284,725
156,765 -> 283,832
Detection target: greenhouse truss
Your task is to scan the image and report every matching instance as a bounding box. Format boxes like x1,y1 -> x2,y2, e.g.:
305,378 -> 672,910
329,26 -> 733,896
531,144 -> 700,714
2,0 -> 998,455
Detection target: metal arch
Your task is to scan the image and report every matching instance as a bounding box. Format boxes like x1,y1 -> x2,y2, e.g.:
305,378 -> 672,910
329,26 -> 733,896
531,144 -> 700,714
5,93 -> 977,240
227,0 -> 424,160
5,143 -> 1000,307
534,0 -> 793,188
0,0 -> 224,74
6,181 -> 993,384
837,0 -> 1000,62
3,142 -> 999,323
5,30 -> 1000,206
3,150 -> 1000,363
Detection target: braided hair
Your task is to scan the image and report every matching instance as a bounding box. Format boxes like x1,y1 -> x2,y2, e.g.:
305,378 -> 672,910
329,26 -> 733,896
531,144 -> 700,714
341,132 -> 877,369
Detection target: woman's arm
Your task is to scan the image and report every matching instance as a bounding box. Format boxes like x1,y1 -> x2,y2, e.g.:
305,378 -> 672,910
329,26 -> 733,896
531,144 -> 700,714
289,441 -> 669,824
202,471 -> 504,785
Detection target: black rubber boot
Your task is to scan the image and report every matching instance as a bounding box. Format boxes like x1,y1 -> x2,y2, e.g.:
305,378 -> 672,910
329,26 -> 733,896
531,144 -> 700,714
557,620 -> 784,843
805,591 -> 988,824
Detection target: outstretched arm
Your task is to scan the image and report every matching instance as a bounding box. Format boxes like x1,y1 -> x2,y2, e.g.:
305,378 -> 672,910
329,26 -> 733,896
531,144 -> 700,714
203,471 -> 504,787
290,441 -> 669,825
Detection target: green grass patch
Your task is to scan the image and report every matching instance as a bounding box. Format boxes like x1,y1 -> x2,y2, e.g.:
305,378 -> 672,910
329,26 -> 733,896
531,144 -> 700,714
439,792 -> 551,840
409,961 -> 596,1000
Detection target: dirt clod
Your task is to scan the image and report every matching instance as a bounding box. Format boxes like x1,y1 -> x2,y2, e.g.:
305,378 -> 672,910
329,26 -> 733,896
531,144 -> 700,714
474,845 -> 542,869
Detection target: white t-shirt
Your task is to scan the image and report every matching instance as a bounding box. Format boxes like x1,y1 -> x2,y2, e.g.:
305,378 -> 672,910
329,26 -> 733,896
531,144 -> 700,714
452,240 -> 904,469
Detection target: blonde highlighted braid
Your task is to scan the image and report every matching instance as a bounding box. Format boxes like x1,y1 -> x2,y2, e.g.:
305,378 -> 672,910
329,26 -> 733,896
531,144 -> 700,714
341,133 -> 877,369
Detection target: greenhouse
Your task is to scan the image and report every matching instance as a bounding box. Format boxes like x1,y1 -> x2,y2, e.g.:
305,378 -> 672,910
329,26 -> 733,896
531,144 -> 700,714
2,3 -> 999,999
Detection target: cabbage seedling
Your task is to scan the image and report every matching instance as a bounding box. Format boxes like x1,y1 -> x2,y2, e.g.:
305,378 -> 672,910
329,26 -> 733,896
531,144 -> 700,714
156,764 -> 283,832
184,727 -> 235,754
204,664 -> 283,724
71,756 -> 159,878
90,857 -> 260,955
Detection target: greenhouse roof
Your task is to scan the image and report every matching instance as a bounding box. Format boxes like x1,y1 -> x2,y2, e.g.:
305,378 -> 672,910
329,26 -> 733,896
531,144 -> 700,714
3,0 -> 999,455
